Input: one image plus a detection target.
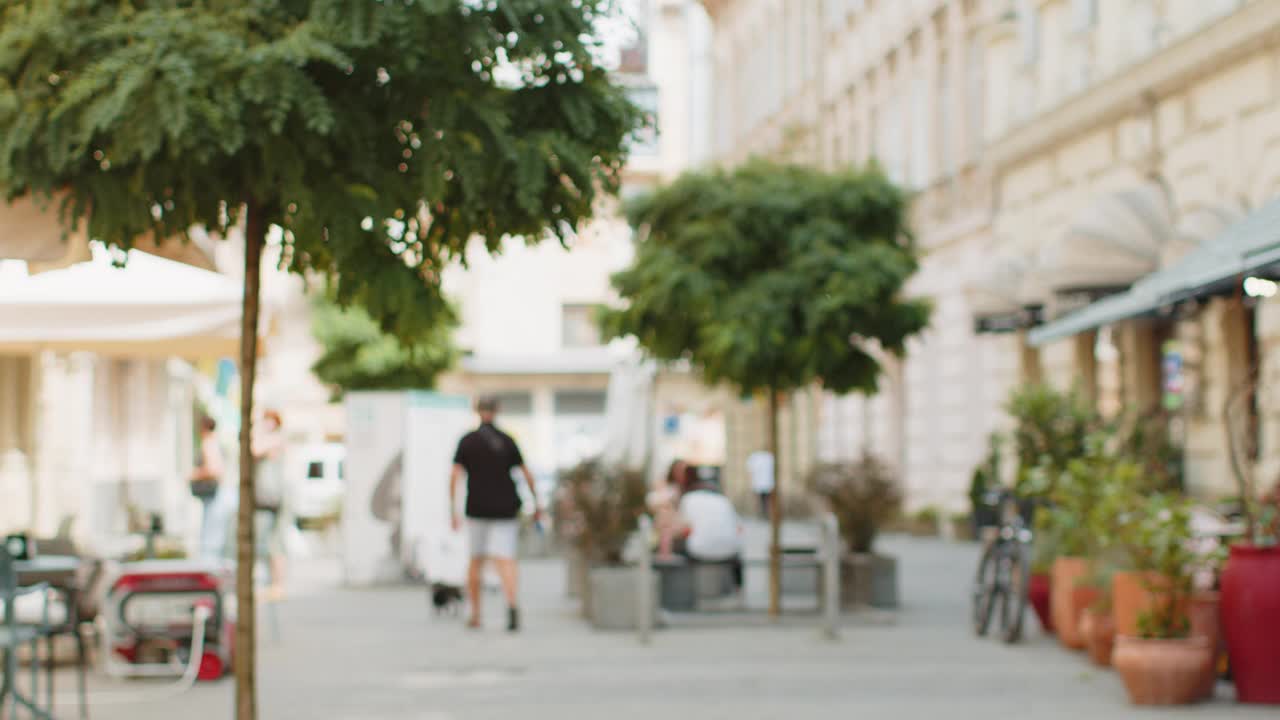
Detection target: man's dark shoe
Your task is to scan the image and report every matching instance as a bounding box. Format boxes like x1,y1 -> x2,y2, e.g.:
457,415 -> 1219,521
507,607 -> 520,632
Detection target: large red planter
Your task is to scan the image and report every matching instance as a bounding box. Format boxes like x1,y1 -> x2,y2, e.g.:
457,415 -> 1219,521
1029,572 -> 1054,634
1221,544 -> 1280,704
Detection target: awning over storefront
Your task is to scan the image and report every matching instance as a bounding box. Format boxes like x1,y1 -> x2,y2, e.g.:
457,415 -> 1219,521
1037,182 -> 1174,296
1028,197 -> 1280,346
0,195 -> 90,267
1165,203 -> 1245,267
0,244 -> 253,358
2,194 -> 217,271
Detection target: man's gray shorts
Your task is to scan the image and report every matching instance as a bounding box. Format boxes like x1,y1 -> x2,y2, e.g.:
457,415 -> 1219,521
467,518 -> 518,559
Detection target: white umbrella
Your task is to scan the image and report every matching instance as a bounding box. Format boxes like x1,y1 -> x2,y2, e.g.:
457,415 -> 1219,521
0,243 -> 259,359
601,357 -> 655,471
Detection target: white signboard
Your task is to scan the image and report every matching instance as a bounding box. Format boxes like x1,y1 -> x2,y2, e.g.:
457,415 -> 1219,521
342,392 -> 407,586
402,392 -> 473,587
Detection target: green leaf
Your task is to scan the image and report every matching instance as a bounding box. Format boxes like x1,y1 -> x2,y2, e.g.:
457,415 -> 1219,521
0,0 -> 643,340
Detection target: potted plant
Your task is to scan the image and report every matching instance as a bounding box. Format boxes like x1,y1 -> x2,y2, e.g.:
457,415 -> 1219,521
1076,457 -> 1142,667
560,460 -> 651,630
1006,383 -> 1097,504
1079,568 -> 1116,667
1028,525 -> 1057,634
1112,494 -> 1214,706
1037,460 -> 1100,648
812,455 -> 903,610
1110,407 -> 1186,638
1187,540 -> 1228,701
552,485 -> 588,600
1003,383 -> 1099,646
1220,379 -> 1280,704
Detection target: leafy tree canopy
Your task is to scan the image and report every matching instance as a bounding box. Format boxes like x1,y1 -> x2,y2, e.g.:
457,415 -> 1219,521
310,295 -> 457,398
601,160 -> 931,395
0,0 -> 640,336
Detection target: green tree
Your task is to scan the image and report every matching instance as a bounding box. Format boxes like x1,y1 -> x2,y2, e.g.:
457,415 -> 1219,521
0,2 -> 637,715
600,160 -> 931,615
311,297 -> 457,398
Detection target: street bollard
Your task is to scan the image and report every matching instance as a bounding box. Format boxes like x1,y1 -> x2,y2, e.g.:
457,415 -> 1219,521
637,514 -> 654,645
822,512 -> 840,641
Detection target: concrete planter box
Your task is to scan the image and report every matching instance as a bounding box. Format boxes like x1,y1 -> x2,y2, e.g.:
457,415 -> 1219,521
588,565 -> 657,631
839,553 -> 899,610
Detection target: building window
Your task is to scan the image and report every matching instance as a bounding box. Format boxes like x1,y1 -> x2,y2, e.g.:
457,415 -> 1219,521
1130,0 -> 1159,59
938,51 -> 953,178
879,91 -> 903,183
491,391 -> 534,416
554,390 -> 607,416
965,33 -> 985,160
849,115 -> 859,165
1071,0 -> 1097,33
561,304 -> 602,348
909,71 -> 929,188
1017,0 -> 1040,66
627,85 -> 659,156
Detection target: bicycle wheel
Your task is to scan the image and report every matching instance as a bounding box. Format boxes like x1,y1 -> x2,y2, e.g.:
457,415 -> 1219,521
999,541 -> 1030,644
972,543 -> 999,637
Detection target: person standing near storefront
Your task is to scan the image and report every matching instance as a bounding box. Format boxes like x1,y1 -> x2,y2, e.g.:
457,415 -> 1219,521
450,396 -> 542,631
747,448 -> 775,520
190,414 -> 227,559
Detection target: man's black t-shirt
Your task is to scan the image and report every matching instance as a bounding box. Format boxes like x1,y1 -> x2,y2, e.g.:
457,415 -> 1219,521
453,423 -> 524,519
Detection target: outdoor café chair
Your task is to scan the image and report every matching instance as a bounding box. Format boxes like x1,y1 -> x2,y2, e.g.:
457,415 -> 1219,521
1,545 -> 55,719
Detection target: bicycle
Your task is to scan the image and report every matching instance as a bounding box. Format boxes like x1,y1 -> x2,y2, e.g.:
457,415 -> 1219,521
971,489 -> 1033,644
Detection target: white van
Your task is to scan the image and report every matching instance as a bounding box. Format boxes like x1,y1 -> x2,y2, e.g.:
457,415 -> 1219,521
289,443 -> 345,524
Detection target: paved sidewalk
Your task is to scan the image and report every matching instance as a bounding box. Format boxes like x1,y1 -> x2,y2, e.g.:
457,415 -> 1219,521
71,533 -> 1272,720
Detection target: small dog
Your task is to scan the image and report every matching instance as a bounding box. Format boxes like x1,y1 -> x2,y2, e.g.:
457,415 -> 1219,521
430,582 -> 464,615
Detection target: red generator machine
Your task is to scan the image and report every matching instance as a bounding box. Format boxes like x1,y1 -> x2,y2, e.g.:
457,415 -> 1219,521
102,560 -> 235,682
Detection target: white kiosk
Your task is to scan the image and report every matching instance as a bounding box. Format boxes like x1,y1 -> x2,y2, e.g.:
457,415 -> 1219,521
342,391 -> 472,587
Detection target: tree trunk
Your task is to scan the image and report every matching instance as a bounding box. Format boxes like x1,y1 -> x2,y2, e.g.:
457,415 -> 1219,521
768,388 -> 781,618
235,203 -> 264,720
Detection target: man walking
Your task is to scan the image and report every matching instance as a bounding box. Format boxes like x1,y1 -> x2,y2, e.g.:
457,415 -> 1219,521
450,396 -> 541,631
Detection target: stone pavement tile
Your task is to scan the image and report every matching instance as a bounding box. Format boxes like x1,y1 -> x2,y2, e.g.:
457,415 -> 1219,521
74,535 -> 1272,720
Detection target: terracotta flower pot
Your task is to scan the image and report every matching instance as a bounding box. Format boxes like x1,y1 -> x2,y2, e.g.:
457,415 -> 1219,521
1111,570 -> 1162,638
1221,544 -> 1280,704
1081,607 -> 1116,667
1050,557 -> 1089,648
1028,572 -> 1054,634
1187,591 -> 1221,701
1066,585 -> 1102,651
1113,635 -> 1213,706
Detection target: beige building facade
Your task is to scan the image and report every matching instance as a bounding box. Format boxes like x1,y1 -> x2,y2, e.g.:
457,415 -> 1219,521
436,0 -> 718,481
702,0 -> 1280,511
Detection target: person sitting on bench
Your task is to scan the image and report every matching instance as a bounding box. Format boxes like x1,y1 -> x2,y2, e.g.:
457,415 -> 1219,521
649,459 -> 687,559
672,466 -> 743,586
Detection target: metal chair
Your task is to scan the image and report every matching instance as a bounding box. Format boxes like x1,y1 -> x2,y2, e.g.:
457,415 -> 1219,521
28,535 -> 95,720
1,546 -> 54,719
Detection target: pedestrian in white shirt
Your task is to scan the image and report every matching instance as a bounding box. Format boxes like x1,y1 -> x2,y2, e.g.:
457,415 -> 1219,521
746,449 -> 775,520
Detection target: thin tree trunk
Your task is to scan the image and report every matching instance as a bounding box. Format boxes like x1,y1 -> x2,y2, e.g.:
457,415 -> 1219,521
235,203 -> 264,720
768,388 -> 781,618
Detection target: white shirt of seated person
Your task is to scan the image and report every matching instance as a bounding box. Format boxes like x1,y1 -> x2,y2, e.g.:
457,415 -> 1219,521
678,489 -> 742,560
